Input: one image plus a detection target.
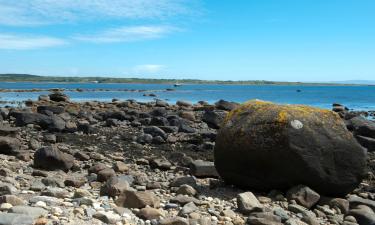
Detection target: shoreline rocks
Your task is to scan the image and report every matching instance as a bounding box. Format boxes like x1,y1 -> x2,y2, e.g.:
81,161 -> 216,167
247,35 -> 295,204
0,94 -> 373,224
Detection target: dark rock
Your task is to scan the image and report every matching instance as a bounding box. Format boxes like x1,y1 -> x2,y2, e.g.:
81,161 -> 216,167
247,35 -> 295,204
348,205 -> 375,225
106,118 -> 120,127
137,134 -> 153,144
0,183 -> 18,195
155,100 -> 169,107
143,126 -> 167,140
43,134 -> 56,143
214,100 -> 367,196
0,137 -> 20,155
286,185 -> 320,209
102,111 -> 130,121
356,135 -> 375,152
150,117 -> 169,126
348,116 -> 375,138
202,110 -> 226,129
14,112 -> 49,127
34,146 -> 74,171
170,176 -> 197,188
150,108 -> 167,117
176,100 -> 192,107
37,105 -> 65,114
348,196 -> 375,211
77,123 -> 94,134
64,177 -> 86,188
49,92 -> 69,102
215,99 -> 239,111
152,136 -> 166,144
159,126 -> 179,133
0,126 -> 20,137
178,123 -> 196,133
14,112 -> 65,131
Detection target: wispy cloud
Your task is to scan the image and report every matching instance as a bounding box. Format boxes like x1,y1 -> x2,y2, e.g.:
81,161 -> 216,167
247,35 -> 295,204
0,34 -> 67,50
133,64 -> 165,73
74,25 -> 178,43
0,0 -> 197,26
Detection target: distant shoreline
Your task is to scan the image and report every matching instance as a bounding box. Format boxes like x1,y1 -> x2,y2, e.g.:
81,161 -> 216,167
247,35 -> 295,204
0,74 -> 373,86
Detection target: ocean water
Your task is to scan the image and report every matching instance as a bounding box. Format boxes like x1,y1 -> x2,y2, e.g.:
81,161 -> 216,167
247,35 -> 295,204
0,82 -> 374,111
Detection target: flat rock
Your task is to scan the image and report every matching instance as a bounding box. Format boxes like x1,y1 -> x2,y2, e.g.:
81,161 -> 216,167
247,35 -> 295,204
189,160 -> 219,178
9,206 -> 48,219
0,212 -> 34,225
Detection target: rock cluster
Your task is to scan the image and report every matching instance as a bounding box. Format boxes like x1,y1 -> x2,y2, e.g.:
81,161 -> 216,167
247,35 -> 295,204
0,95 -> 373,225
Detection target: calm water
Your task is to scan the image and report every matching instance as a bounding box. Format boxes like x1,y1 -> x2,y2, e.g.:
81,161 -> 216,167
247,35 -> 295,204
0,82 -> 374,111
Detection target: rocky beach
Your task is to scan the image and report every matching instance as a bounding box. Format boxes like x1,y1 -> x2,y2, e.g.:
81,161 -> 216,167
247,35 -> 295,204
0,91 -> 375,225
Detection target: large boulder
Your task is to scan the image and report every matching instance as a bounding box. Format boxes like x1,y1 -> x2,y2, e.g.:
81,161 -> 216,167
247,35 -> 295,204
214,100 -> 366,196
34,146 -> 74,171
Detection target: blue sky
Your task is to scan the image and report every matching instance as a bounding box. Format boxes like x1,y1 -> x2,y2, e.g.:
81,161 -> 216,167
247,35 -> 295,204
0,0 -> 374,81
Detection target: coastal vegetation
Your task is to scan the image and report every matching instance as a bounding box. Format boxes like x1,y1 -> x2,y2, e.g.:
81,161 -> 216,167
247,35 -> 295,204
0,74 -> 355,85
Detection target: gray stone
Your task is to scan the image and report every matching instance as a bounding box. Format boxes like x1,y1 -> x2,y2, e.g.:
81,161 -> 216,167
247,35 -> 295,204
189,160 -> 219,178
115,190 -> 159,209
237,192 -> 262,214
9,206 -> 48,219
348,195 -> 375,211
179,202 -> 198,215
286,185 -> 320,209
0,213 -> 34,225
159,217 -> 189,225
348,205 -> 375,225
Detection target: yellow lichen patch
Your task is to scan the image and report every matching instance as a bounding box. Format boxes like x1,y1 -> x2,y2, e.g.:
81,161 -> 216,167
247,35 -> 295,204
277,110 -> 288,124
223,99 -> 338,128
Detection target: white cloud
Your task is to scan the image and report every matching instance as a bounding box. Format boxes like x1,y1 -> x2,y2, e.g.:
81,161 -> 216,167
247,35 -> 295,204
0,34 -> 67,50
133,64 -> 165,73
0,0 -> 196,26
74,25 -> 177,43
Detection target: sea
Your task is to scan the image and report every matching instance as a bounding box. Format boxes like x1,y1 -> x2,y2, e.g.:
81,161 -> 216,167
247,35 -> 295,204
0,82 -> 374,111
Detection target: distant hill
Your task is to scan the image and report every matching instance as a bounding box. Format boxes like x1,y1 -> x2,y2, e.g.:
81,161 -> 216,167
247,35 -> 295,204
0,73 -> 366,85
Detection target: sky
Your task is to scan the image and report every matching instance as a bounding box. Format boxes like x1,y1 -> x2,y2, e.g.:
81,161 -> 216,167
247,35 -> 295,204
0,0 -> 374,82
